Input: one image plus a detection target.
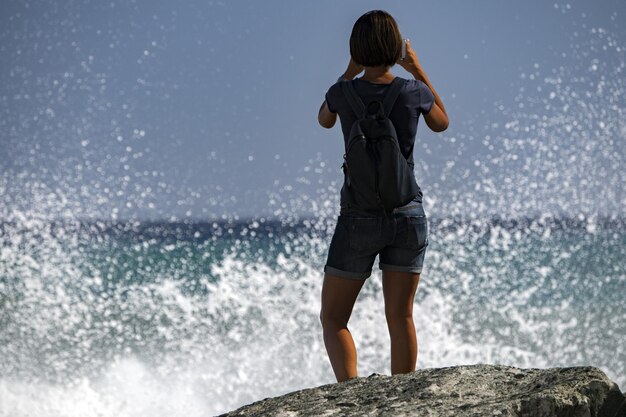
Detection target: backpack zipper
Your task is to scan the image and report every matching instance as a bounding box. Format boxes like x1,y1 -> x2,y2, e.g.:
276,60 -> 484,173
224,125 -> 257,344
368,139 -> 386,212
341,156 -> 351,187
343,134 -> 366,188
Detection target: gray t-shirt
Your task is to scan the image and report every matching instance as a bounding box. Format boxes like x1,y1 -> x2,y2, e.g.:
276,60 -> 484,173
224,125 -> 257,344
325,77 -> 435,208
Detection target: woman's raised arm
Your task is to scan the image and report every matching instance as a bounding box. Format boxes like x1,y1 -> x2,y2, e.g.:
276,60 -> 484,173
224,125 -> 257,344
397,40 -> 449,133
318,58 -> 363,129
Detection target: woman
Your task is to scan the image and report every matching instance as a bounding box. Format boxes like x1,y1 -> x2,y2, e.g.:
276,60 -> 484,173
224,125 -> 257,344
317,10 -> 448,382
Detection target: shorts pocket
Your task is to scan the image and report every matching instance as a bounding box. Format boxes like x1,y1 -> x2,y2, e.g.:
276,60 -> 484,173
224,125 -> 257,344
406,215 -> 428,250
347,217 -> 382,251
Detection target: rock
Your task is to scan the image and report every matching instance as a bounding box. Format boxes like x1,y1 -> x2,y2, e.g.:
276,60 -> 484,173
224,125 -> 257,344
216,364 -> 626,417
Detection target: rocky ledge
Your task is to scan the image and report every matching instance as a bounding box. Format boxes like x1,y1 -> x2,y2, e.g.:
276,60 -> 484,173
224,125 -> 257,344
217,364 -> 625,417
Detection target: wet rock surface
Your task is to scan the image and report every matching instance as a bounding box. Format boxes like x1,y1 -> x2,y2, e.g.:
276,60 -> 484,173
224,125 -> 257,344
217,364 -> 626,417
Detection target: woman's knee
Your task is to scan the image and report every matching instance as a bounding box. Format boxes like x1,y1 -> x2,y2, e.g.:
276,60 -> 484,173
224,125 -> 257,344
384,298 -> 415,325
320,308 -> 349,328
385,309 -> 413,326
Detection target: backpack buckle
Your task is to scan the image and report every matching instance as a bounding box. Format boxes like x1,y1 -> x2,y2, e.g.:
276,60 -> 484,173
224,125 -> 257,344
366,100 -> 385,120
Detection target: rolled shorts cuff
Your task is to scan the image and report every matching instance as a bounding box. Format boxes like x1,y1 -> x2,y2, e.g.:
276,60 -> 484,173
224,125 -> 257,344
379,262 -> 422,274
324,265 -> 371,280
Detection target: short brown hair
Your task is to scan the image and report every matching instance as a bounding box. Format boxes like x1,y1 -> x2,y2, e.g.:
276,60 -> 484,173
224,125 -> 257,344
349,10 -> 402,67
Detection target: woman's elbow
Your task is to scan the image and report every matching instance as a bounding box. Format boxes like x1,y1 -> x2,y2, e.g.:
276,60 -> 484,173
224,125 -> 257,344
426,120 -> 448,133
424,105 -> 449,133
318,115 -> 336,129
318,118 -> 331,129
434,120 -> 449,132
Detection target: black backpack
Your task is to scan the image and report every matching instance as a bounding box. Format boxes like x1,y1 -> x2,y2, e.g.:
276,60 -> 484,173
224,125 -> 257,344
339,77 -> 420,215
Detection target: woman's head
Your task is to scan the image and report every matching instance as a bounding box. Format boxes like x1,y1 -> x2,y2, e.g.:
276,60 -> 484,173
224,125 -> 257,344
350,10 -> 402,67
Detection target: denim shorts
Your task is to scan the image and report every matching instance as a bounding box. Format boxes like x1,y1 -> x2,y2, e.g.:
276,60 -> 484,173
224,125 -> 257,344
323,203 -> 429,280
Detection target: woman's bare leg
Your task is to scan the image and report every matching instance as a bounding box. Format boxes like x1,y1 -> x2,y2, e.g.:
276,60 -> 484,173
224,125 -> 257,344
319,273 -> 366,382
382,270 -> 420,374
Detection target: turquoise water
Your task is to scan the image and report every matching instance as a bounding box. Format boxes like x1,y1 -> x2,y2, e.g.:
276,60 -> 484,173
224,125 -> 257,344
1,215 -> 624,416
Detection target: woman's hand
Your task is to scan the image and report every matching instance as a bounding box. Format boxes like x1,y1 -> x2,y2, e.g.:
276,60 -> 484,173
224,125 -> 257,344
342,57 -> 364,80
396,39 -> 422,73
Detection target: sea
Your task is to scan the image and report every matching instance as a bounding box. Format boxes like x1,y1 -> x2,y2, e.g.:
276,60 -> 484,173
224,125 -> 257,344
1,213 -> 624,416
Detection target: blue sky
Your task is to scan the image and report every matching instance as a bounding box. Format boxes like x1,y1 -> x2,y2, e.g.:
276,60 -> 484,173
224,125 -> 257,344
1,1 -> 624,221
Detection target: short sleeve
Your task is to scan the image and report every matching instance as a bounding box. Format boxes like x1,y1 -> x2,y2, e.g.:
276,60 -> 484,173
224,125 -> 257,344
324,83 -> 339,113
417,80 -> 435,114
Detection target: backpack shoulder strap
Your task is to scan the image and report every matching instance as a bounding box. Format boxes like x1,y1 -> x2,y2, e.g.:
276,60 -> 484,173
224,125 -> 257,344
382,77 -> 406,117
340,80 -> 365,118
